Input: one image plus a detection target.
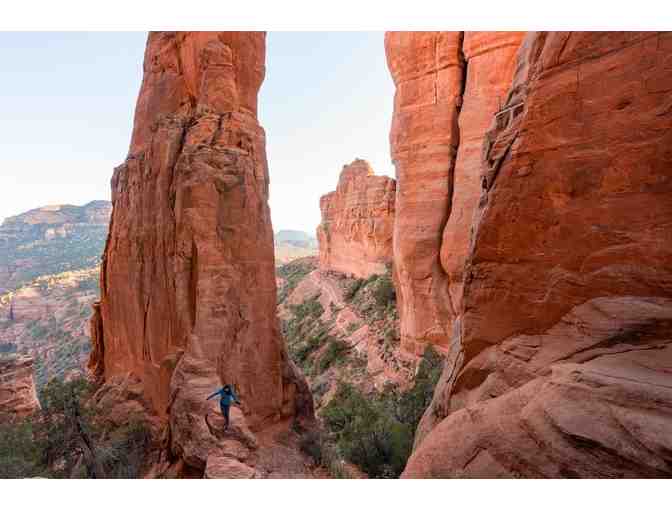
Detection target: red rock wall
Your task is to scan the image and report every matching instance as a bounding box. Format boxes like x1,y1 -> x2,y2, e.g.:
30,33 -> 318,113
385,32 -> 524,355
0,355 -> 40,422
404,31 -> 672,477
317,159 -> 396,278
91,32 -> 311,447
385,32 -> 465,355
439,32 -> 525,320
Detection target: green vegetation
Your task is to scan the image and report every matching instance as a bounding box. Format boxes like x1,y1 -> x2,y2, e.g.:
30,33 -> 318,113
297,427 -> 351,478
276,260 -> 315,304
0,223 -> 108,294
342,270 -> 398,326
282,293 -> 355,377
0,378 -> 151,479
317,339 -> 350,374
290,295 -> 324,320
318,346 -> 443,478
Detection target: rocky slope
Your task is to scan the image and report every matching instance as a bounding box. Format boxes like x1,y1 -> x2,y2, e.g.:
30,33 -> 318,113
90,31 -> 314,478
317,159 -> 395,279
0,267 -> 100,387
398,31 -> 672,477
0,201 -> 110,295
0,201 -> 110,388
0,355 -> 40,422
277,257 -> 413,410
386,32 -> 525,355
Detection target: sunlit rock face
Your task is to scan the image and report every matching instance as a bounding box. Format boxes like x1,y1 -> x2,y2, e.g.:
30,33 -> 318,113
90,32 -> 313,473
0,355 -> 40,422
317,159 -> 396,279
385,32 -> 524,355
404,31 -> 672,478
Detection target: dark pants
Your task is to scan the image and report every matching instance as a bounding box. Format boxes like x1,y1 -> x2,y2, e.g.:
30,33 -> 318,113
220,403 -> 231,428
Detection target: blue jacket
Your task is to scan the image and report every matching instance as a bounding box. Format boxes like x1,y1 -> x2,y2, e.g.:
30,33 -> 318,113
207,387 -> 240,407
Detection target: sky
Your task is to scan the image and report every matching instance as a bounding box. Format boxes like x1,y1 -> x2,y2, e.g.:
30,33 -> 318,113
0,31 -> 395,234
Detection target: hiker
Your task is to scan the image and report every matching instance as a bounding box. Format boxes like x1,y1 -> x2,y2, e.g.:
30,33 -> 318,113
206,384 -> 241,430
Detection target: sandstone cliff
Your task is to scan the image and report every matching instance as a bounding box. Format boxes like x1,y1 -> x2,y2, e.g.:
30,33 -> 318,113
385,32 -> 525,355
0,355 -> 40,422
317,159 -> 395,279
402,31 -> 672,477
90,32 -> 313,477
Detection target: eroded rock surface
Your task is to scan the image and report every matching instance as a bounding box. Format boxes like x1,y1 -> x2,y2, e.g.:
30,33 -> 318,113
317,159 -> 395,279
404,31 -> 672,478
0,355 -> 40,421
385,32 -> 524,355
90,31 -> 313,477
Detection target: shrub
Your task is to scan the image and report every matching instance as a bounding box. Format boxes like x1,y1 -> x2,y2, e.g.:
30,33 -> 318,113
372,274 -> 396,309
395,346 -> 443,427
298,427 -> 350,479
0,377 -> 151,479
319,347 -> 443,479
292,330 -> 329,365
289,294 -> 323,321
320,382 -> 413,478
317,339 -> 350,374
343,278 -> 364,301
0,420 -> 40,478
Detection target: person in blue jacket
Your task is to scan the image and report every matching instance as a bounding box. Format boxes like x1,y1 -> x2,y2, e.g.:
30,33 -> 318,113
206,384 -> 241,430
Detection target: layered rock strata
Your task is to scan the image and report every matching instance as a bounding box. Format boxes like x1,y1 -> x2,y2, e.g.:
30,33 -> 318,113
0,355 -> 41,421
317,159 -> 396,278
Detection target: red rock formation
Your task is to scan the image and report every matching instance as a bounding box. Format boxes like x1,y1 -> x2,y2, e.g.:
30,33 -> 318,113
404,31 -> 672,478
0,355 -> 40,421
317,159 -> 396,278
439,32 -> 524,320
90,32 -> 313,475
385,32 -> 524,355
385,32 -> 464,355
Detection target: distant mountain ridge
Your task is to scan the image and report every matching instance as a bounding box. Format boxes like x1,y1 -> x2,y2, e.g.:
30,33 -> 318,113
274,229 -> 318,265
0,201 -> 112,387
0,201 -> 112,294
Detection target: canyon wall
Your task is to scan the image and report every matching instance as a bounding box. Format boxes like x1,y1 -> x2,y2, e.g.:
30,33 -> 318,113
403,31 -> 672,477
0,355 -> 40,422
90,32 -> 312,475
385,32 -> 524,355
316,159 -> 395,278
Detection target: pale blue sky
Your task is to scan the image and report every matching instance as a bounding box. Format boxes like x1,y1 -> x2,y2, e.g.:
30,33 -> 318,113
0,31 -> 394,234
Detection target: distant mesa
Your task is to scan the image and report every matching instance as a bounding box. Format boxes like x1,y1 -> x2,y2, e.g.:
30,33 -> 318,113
274,229 -> 318,265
